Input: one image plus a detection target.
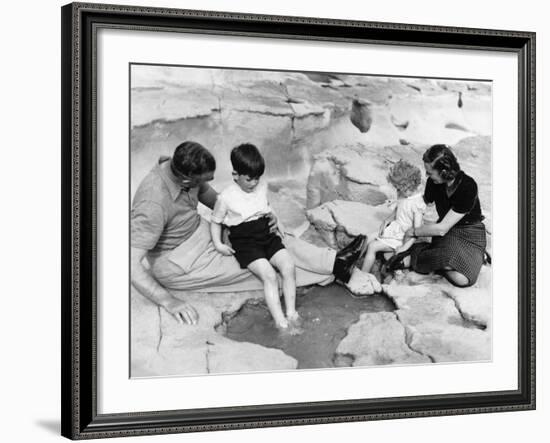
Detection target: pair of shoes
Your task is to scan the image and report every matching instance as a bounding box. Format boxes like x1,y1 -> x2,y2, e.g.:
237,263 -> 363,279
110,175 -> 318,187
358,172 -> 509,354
332,235 -> 367,284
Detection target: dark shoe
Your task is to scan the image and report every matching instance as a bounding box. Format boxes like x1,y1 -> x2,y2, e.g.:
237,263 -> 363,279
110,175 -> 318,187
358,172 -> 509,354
385,250 -> 412,273
333,235 -> 366,283
337,234 -> 366,259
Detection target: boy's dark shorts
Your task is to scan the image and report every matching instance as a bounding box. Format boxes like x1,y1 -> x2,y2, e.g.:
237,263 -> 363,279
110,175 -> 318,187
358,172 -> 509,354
228,216 -> 285,269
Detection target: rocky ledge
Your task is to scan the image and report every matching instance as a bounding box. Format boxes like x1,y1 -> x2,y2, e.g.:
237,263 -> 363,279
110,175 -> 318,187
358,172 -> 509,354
132,264 -> 491,377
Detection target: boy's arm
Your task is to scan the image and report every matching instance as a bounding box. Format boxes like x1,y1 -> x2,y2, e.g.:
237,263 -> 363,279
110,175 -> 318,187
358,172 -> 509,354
210,197 -> 235,255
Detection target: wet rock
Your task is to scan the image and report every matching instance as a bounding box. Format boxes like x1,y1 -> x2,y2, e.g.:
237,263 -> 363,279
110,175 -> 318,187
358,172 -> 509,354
306,200 -> 392,248
336,312 -> 431,366
350,98 -> 373,133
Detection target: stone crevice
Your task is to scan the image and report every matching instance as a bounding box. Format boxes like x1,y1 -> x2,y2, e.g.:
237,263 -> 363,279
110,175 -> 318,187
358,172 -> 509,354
441,290 -> 487,331
156,306 -> 163,353
394,311 -> 436,363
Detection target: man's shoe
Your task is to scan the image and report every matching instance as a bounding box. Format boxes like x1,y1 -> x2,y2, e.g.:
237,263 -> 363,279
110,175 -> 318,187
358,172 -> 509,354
336,234 -> 365,260
333,235 -> 366,283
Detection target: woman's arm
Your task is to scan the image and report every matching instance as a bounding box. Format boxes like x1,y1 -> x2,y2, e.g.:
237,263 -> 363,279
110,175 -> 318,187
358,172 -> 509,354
408,209 -> 465,238
130,247 -> 199,325
394,210 -> 423,253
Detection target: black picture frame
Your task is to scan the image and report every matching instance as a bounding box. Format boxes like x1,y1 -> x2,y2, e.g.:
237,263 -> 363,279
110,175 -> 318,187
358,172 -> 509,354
61,2 -> 536,439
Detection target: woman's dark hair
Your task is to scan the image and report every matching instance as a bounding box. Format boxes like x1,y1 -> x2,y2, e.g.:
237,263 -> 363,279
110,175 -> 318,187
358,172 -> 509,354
171,141 -> 216,177
230,143 -> 265,178
422,144 -> 461,181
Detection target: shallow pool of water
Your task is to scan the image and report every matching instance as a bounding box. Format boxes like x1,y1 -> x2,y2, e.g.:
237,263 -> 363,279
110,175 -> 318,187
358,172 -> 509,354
223,284 -> 396,369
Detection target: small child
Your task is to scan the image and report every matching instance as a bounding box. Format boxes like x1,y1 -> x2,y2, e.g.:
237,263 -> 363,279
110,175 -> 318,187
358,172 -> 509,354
210,143 -> 302,332
361,160 -> 426,276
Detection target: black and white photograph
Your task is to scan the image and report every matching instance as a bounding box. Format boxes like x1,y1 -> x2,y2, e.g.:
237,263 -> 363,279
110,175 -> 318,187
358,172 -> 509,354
130,64 -> 493,378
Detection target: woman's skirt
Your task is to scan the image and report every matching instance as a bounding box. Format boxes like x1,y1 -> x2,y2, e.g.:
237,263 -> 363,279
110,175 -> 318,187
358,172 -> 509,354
410,222 -> 487,285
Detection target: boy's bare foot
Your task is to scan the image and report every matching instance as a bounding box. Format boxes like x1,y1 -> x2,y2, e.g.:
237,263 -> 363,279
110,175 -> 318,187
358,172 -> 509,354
287,311 -> 303,328
275,319 -> 290,330
279,323 -> 304,336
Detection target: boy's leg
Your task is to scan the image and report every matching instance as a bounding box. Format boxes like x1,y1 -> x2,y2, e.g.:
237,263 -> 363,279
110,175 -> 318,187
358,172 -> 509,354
362,240 -> 394,273
247,258 -> 288,329
269,249 -> 298,319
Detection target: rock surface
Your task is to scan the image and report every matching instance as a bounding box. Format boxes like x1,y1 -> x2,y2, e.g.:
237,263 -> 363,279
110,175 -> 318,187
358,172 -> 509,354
381,269 -> 492,363
306,200 -> 392,248
131,287 -> 297,377
336,312 -> 432,366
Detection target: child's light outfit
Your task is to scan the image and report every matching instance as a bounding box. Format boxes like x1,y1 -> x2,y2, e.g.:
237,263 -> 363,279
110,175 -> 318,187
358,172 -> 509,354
211,182 -> 284,268
377,193 -> 426,250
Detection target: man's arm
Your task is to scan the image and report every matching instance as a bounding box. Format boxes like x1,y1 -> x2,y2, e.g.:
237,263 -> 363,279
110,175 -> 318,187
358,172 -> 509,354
131,247 -> 198,325
198,182 -> 218,209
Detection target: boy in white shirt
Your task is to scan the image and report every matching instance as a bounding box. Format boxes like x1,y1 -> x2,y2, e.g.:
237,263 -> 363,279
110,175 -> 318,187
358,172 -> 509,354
210,144 -> 302,333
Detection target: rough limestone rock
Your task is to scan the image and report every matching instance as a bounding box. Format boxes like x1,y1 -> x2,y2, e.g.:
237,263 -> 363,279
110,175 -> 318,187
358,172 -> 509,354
441,267 -> 492,328
336,312 -> 431,366
407,325 -> 491,363
306,200 -> 392,248
383,277 -> 492,363
207,335 -> 298,373
130,288 -> 298,377
306,143 -> 424,209
131,87 -> 220,128
130,288 -> 163,377
267,181 -> 309,234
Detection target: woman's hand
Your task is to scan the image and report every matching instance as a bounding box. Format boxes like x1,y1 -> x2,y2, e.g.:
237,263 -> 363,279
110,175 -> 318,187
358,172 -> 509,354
403,227 -> 415,240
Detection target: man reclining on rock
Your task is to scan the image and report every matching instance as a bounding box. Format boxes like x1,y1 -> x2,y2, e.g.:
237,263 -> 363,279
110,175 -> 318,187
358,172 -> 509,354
131,141 -> 380,325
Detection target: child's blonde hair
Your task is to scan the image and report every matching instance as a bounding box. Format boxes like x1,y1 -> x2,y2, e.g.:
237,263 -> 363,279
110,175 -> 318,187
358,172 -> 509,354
387,159 -> 422,197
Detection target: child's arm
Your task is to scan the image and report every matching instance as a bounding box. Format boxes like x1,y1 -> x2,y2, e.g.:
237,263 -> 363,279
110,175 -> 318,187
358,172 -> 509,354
210,197 -> 235,256
379,207 -> 397,236
210,222 -> 235,256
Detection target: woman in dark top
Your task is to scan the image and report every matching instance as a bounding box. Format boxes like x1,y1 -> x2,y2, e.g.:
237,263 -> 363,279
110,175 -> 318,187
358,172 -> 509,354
395,144 -> 487,287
